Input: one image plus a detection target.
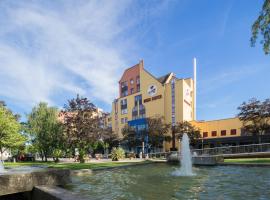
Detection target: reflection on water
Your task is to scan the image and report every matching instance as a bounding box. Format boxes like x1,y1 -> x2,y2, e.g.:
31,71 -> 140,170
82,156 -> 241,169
66,163 -> 270,200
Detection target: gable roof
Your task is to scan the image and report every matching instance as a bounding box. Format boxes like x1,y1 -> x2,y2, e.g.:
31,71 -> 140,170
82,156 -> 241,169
157,73 -> 173,84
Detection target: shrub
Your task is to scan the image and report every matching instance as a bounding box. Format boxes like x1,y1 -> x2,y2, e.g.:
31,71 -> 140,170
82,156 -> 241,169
52,149 -> 62,163
126,152 -> 136,159
111,147 -> 125,161
78,150 -> 86,163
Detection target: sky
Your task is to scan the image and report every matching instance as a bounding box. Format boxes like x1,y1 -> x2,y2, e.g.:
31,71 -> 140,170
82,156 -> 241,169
0,0 -> 269,121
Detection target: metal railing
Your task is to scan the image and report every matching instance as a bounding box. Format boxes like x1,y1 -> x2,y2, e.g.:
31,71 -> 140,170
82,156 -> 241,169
148,152 -> 170,160
192,143 -> 270,156
147,143 -> 270,159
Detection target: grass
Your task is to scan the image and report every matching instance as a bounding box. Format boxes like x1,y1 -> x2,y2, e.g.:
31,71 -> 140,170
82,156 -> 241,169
224,158 -> 270,164
3,160 -> 151,170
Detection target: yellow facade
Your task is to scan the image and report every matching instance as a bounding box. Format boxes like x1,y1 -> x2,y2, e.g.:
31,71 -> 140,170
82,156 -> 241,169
191,118 -> 243,139
110,60 -> 250,151
111,61 -> 195,151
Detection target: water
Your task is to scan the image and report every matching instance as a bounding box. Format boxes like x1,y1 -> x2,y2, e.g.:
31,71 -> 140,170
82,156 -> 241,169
66,163 -> 270,200
172,133 -> 194,176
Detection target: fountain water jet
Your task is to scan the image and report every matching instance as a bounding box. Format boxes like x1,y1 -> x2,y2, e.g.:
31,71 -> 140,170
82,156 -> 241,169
172,133 -> 195,176
0,160 -> 4,173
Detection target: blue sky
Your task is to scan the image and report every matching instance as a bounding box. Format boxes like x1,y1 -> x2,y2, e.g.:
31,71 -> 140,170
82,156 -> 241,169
0,0 -> 269,121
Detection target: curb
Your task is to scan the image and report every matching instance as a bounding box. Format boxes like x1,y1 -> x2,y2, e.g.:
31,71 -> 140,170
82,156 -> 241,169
71,160 -> 164,175
218,163 -> 270,167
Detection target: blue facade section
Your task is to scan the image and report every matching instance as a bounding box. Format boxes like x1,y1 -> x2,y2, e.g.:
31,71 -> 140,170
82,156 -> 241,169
128,118 -> 147,126
128,118 -> 148,154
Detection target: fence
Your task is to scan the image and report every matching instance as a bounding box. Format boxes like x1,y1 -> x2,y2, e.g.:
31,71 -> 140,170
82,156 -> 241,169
147,143 -> 270,159
192,143 -> 270,156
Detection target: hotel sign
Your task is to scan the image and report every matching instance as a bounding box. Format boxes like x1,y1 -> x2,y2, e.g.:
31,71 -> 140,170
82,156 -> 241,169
144,95 -> 162,103
147,85 -> 157,96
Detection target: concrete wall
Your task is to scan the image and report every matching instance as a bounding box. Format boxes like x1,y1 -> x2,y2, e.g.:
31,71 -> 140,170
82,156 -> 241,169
0,169 -> 70,196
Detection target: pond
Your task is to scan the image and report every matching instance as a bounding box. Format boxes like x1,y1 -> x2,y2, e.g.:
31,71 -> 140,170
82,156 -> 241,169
65,163 -> 270,200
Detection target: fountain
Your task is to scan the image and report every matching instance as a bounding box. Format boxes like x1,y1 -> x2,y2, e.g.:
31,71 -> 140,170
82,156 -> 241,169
172,133 -> 195,176
0,160 -> 4,173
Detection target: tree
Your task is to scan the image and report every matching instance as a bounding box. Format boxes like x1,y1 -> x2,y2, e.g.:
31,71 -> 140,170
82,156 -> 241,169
62,94 -> 101,162
174,121 -> 201,146
27,102 -> 64,161
101,127 -> 119,153
251,0 -> 270,54
237,98 -> 270,143
0,105 -> 25,160
146,116 -> 171,151
122,124 -> 140,152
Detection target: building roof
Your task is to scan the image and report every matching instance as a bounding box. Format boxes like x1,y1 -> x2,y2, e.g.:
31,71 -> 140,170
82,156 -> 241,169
157,73 -> 172,84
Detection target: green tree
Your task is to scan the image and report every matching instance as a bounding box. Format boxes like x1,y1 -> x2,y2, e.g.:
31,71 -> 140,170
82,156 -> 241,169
122,124 -> 140,152
174,121 -> 201,147
0,105 -> 25,160
100,127 -> 119,154
27,102 -> 64,161
251,0 -> 270,54
62,95 -> 101,162
146,116 -> 171,151
237,98 -> 270,143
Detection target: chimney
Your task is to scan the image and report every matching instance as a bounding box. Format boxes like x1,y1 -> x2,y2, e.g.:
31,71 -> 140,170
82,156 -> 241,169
139,59 -> 144,69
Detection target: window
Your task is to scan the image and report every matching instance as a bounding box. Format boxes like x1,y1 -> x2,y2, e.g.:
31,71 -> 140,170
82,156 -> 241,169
136,76 -> 140,84
203,132 -> 208,138
120,99 -> 127,114
121,117 -> 128,124
137,84 -> 140,92
130,88 -> 134,94
221,130 -> 226,136
211,131 -> 217,137
130,79 -> 134,84
139,104 -> 146,118
132,107 -> 138,120
135,95 -> 142,106
132,95 -> 145,119
121,81 -> 127,88
230,129 -> 237,135
121,81 -> 128,97
121,109 -> 127,114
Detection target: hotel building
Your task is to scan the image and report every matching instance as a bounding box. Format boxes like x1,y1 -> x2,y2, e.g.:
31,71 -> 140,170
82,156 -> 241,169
111,60 -> 196,151
111,59 -> 269,152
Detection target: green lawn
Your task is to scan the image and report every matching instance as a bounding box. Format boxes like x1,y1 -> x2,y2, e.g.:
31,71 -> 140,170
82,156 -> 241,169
224,158 -> 270,164
3,160 -> 151,170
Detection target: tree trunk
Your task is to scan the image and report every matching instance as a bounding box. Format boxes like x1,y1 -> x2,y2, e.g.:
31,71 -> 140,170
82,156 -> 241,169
0,149 -> 3,161
44,150 -> 48,162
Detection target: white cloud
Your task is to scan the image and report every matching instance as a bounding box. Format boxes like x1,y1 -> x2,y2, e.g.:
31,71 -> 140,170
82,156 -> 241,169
0,1 -> 132,110
0,1 -> 132,108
